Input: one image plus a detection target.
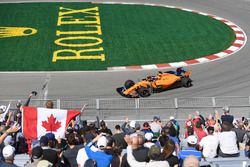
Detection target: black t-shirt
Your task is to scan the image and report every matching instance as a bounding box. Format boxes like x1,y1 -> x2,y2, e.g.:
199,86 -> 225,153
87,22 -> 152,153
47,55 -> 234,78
121,146 -> 149,167
112,133 -> 127,149
63,145 -> 82,167
42,148 -> 58,166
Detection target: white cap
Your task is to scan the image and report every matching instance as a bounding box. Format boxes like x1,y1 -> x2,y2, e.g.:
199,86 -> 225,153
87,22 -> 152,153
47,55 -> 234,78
4,135 -> 13,146
0,105 -> 6,114
145,133 -> 153,141
97,136 -> 107,149
223,105 -> 230,112
2,145 -> 15,158
187,135 -> 198,145
169,116 -> 175,120
129,120 -> 136,128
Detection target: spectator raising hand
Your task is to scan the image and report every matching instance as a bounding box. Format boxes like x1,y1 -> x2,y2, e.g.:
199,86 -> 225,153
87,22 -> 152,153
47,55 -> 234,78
0,123 -> 20,144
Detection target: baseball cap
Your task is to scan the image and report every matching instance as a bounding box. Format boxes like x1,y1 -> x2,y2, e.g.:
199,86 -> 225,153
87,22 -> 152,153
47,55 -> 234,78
145,133 -> 153,141
40,136 -> 48,145
187,135 -> 198,145
153,115 -> 160,120
32,146 -> 43,159
223,105 -> 230,112
45,132 -> 55,141
129,120 -> 136,128
97,136 -> 107,149
0,105 -> 6,114
2,145 -> 15,158
37,160 -> 53,167
148,145 -> 161,159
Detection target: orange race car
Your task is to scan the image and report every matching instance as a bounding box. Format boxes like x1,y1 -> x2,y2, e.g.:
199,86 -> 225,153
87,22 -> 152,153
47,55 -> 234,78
116,67 -> 192,98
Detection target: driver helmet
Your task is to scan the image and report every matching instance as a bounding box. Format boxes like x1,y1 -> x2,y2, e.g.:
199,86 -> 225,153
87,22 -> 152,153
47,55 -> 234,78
147,76 -> 153,81
176,67 -> 184,75
157,71 -> 163,77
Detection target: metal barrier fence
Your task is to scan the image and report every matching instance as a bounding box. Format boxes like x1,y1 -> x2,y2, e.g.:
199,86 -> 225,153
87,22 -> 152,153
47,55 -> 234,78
1,96 -> 250,121
1,96 -> 250,134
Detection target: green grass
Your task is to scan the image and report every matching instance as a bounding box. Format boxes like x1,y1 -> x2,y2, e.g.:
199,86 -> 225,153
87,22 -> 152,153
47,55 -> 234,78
0,2 -> 235,71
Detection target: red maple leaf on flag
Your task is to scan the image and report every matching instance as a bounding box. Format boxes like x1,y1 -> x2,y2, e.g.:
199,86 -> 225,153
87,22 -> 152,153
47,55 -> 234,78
42,114 -> 61,132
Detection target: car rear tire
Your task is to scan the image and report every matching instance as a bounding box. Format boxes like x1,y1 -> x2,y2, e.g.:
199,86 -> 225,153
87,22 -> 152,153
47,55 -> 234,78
137,87 -> 151,97
124,80 -> 135,89
181,77 -> 192,88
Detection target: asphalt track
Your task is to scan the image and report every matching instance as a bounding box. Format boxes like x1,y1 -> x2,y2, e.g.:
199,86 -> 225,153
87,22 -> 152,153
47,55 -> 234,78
0,0 -> 249,100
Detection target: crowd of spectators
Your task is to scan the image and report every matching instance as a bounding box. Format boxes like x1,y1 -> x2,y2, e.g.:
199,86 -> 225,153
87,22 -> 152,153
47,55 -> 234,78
0,97 -> 250,167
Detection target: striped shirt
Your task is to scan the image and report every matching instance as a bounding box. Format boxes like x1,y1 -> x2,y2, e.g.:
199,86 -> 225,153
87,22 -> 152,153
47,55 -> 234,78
178,147 -> 202,166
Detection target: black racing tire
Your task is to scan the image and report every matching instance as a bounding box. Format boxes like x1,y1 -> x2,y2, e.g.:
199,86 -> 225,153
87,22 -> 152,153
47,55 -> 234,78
137,87 -> 151,97
181,77 -> 192,88
124,80 -> 135,89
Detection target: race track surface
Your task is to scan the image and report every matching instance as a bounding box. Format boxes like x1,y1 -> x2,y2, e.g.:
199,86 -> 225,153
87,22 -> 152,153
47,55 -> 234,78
0,0 -> 249,100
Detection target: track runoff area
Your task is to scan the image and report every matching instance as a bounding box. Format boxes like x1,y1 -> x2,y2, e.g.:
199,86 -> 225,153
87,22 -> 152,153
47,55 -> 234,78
0,2 -> 238,71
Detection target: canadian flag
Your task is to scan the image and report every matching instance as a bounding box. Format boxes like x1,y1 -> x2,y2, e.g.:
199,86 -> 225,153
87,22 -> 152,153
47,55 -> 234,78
22,106 -> 80,140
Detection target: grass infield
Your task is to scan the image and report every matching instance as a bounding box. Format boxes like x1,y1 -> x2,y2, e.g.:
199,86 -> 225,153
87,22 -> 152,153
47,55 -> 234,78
0,2 -> 235,71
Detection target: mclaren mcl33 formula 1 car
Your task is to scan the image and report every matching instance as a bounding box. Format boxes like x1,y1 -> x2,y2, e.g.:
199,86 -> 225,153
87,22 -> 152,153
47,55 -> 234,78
116,67 -> 192,98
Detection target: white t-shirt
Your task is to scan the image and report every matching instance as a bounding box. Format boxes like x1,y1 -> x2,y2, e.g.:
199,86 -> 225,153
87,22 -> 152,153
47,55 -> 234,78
218,131 -> 239,154
199,135 -> 219,158
150,122 -> 161,133
76,148 -> 88,167
76,143 -> 99,167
